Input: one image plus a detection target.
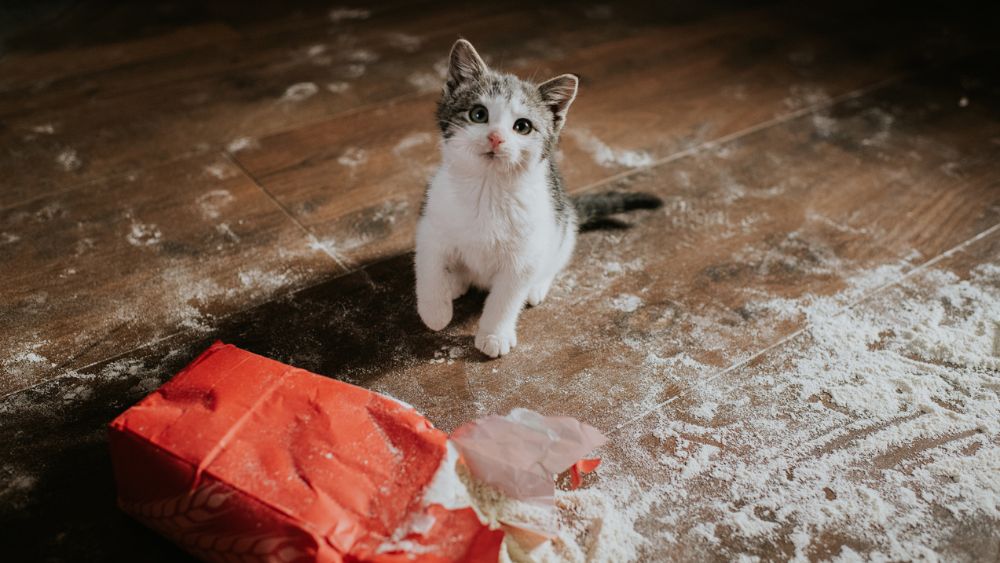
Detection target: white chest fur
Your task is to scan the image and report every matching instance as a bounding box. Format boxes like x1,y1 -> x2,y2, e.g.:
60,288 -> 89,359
422,163 -> 557,287
415,158 -> 576,358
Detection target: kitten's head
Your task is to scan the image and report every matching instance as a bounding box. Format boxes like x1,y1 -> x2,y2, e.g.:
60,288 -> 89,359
436,39 -> 578,174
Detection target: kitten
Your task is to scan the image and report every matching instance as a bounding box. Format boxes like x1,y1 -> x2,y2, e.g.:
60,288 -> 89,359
415,39 -> 660,357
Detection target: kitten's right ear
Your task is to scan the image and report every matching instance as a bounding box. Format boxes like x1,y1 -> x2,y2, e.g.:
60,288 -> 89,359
538,74 -> 579,123
445,39 -> 487,92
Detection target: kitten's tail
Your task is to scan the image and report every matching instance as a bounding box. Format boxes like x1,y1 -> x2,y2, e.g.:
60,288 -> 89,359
572,191 -> 663,227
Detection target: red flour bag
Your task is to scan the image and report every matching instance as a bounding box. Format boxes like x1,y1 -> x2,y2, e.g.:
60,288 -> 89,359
108,342 -> 503,562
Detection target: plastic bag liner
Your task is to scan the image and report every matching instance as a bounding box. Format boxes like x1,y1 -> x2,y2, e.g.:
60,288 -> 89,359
450,408 -> 607,506
108,341 -> 503,562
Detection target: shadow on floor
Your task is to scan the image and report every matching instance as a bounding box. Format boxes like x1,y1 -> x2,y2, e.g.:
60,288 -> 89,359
0,250 -> 493,561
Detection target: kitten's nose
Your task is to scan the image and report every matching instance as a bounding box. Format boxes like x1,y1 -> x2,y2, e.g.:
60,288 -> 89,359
487,132 -> 504,150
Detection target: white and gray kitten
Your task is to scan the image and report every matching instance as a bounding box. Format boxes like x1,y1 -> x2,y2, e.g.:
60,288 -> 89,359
415,39 -> 660,357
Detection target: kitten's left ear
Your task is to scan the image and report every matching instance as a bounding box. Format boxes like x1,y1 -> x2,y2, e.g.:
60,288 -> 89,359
446,39 -> 488,92
538,74 -> 579,127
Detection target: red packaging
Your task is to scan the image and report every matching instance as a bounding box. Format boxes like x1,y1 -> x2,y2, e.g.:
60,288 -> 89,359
108,342 -> 503,562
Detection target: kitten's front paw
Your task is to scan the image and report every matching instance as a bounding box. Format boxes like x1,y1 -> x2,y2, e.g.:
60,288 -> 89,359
418,297 -> 453,331
475,329 -> 517,358
450,278 -> 471,300
527,283 -> 550,307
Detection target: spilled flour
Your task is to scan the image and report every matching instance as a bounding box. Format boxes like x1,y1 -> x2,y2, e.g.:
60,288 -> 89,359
431,260 -> 1000,561
56,149 -> 82,171
591,261 -> 1000,561
385,31 -> 423,53
1,340 -> 55,387
408,71 -> 443,94
328,7 -> 371,22
337,147 -> 368,168
281,82 -> 319,102
203,161 -> 236,180
196,189 -> 235,220
415,451 -> 646,563
125,221 -> 162,247
610,293 -> 643,313
470,475 -> 646,563
326,81 -> 351,94
226,137 -> 257,153
407,57 -> 448,94
567,129 -> 654,169
393,132 -> 433,155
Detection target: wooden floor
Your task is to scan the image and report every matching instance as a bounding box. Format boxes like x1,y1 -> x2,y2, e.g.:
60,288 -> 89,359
2,1 -> 999,560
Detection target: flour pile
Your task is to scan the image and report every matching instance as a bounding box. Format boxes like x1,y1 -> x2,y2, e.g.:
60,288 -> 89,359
456,464 -> 646,563
601,261 -> 1000,560
454,261 -> 999,561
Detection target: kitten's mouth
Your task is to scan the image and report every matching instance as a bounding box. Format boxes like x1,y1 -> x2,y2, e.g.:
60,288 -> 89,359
483,151 -> 497,160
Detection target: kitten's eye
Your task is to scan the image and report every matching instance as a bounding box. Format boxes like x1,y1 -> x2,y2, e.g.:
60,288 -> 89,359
468,105 -> 489,123
513,118 -> 533,135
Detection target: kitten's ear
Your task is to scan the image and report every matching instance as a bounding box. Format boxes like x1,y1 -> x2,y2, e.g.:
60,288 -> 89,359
538,74 -> 579,125
446,39 -> 488,92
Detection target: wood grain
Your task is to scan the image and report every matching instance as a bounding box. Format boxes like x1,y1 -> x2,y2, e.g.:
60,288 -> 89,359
0,0 -> 672,206
0,153 -> 342,395
1,1 -> 999,560
4,58 -> 998,561
233,3 -> 994,268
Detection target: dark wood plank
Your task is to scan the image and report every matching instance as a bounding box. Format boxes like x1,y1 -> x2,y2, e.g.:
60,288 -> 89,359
0,1 -> 487,115
0,22 -> 239,91
0,0 -> 433,92
235,3 -> 995,268
0,153 -> 343,395
0,0 -> 667,207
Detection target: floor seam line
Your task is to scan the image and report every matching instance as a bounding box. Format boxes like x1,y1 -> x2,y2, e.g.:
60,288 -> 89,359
223,151 -> 354,274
